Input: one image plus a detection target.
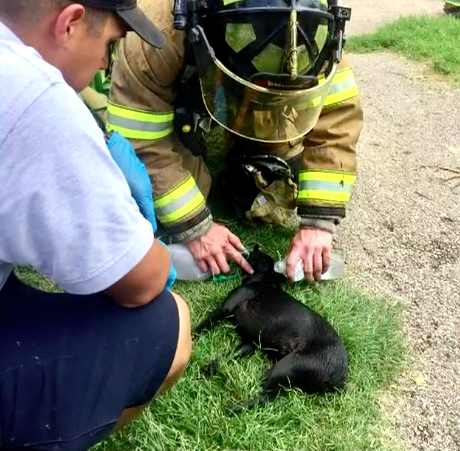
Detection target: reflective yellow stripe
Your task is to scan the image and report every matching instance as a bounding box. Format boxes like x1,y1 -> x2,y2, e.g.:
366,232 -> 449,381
299,172 -> 356,184
106,101 -> 174,140
298,190 -> 351,203
158,192 -> 205,223
323,67 -> 359,107
107,124 -> 173,140
307,67 -> 359,109
155,176 -> 205,224
316,67 -> 359,108
155,176 -> 195,208
298,170 -> 355,203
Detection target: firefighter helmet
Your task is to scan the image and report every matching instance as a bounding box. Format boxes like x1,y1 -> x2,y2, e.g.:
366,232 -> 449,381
174,0 -> 352,143
201,0 -> 335,85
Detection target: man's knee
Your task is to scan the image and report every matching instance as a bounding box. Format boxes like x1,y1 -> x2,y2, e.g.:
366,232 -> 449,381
110,292 -> 192,433
172,291 -> 192,371
158,291 -> 192,393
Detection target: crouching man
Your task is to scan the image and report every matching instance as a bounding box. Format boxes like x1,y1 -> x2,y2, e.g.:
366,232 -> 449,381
0,0 -> 191,450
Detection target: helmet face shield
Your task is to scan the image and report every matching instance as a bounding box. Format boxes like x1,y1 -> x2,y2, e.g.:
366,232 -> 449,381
195,27 -> 337,143
181,0 -> 351,143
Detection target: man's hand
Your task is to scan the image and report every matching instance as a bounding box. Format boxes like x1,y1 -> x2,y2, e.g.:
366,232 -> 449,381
286,228 -> 332,283
187,223 -> 254,276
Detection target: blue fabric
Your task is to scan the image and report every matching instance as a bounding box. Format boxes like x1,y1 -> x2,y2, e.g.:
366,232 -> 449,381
159,240 -> 177,289
106,131 -> 156,227
106,131 -> 176,289
0,273 -> 179,451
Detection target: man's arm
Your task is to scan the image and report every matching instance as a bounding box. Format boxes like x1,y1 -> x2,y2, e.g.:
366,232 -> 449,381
107,3 -> 252,276
1,82 -> 172,303
104,239 -> 170,308
108,13 -> 213,243
297,54 -> 363,231
287,54 -> 363,282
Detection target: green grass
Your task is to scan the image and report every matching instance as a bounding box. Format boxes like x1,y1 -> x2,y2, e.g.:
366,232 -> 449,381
12,131 -> 408,450
346,14 -> 460,82
16,219 -> 408,451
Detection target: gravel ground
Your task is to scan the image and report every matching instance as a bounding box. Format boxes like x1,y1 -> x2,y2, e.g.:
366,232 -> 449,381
333,1 -> 460,450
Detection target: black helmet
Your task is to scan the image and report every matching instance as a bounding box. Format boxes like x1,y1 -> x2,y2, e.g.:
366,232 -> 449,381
173,0 -> 352,143
201,0 -> 335,86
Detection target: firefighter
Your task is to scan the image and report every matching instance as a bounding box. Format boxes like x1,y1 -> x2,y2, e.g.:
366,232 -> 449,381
102,0 -> 363,283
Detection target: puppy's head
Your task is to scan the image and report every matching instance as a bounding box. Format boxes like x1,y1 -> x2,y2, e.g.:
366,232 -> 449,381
247,245 -> 275,275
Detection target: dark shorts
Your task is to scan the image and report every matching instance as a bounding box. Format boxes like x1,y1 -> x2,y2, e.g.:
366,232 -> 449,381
0,273 -> 179,451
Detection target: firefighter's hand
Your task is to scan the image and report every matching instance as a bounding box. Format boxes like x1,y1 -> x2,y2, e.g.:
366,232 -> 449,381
286,228 -> 332,283
187,223 -> 254,276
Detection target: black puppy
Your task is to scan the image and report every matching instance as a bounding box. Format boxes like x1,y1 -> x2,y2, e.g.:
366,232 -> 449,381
194,245 -> 349,412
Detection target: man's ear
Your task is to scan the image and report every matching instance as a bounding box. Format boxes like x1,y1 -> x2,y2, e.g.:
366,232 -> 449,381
53,3 -> 86,47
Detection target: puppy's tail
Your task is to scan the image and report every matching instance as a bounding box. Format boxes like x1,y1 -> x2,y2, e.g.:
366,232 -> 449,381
225,394 -> 271,414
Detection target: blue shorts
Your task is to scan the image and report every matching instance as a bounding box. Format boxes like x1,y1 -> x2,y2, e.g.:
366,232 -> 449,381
0,273 -> 179,451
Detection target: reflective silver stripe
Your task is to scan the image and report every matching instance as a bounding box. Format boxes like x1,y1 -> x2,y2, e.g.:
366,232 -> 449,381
106,111 -> 173,134
321,68 -> 359,107
327,76 -> 357,98
156,185 -> 199,217
105,102 -> 174,140
299,180 -> 353,194
155,177 -> 205,223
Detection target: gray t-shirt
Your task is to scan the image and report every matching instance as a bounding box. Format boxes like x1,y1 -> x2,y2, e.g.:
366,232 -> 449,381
0,21 -> 154,294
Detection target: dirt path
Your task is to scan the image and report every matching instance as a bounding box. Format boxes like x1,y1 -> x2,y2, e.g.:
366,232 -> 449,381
334,1 -> 460,450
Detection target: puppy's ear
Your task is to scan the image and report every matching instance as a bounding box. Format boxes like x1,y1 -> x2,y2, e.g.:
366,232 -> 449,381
253,244 -> 260,253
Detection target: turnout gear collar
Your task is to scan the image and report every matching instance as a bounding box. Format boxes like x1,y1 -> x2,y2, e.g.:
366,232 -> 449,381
79,0 -> 166,48
173,0 -> 352,143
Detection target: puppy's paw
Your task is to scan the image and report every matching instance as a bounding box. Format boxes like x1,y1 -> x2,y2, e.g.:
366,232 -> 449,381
200,359 -> 219,377
225,403 -> 246,415
225,395 -> 270,414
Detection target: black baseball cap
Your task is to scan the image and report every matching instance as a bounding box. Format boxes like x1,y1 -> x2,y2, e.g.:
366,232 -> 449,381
80,0 -> 166,48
